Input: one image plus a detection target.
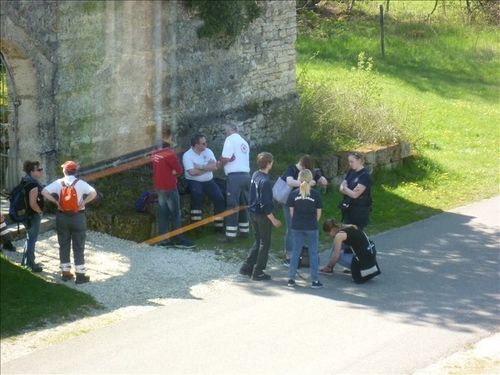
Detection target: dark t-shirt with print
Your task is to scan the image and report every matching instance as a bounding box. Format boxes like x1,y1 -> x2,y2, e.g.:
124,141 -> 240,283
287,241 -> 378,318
286,188 -> 323,231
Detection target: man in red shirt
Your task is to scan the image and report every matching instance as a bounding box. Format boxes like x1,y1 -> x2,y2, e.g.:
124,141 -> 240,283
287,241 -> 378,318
152,128 -> 194,249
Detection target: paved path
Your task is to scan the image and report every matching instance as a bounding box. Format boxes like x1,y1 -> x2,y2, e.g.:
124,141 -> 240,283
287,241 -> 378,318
2,196 -> 499,374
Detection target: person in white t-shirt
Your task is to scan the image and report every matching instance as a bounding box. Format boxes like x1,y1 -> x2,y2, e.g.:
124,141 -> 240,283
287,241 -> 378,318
182,134 -> 225,232
42,161 -> 97,284
218,123 -> 251,242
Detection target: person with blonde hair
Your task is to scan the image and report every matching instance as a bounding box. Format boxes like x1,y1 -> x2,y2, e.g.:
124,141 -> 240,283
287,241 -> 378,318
285,169 -> 323,288
279,155 -> 328,267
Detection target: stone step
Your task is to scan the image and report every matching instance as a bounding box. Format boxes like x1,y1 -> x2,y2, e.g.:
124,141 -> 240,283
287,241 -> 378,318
4,215 -> 56,241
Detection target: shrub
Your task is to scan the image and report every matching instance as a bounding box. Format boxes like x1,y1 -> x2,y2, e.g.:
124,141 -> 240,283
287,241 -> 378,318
293,51 -> 418,152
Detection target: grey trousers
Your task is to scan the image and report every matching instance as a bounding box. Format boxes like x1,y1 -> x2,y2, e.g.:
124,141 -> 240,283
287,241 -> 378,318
56,211 -> 87,272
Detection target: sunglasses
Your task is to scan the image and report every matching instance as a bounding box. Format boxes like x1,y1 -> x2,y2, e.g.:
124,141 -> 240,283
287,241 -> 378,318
35,168 -> 44,172
199,142 -> 207,145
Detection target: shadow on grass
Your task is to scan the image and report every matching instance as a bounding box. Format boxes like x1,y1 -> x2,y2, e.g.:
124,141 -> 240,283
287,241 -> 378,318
297,16 -> 499,103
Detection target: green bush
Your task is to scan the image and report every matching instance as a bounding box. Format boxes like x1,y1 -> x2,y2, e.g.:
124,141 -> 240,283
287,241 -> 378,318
293,51 -> 418,153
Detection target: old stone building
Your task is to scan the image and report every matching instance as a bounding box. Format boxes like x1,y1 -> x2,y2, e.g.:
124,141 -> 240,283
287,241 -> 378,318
0,0 -> 298,190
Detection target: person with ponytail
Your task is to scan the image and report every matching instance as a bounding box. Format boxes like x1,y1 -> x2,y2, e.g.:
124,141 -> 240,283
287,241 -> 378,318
285,169 -> 323,289
319,219 -> 378,282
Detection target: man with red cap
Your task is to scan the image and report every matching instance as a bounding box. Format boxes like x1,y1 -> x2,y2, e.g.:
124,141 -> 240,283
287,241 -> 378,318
42,161 -> 97,284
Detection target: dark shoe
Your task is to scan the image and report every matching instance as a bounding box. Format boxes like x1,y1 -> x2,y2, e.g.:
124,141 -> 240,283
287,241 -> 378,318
174,239 -> 195,249
251,272 -> 271,281
75,273 -> 90,284
311,281 -> 323,289
31,265 -> 43,273
239,267 -> 253,277
219,237 -> 235,244
158,241 -> 174,247
287,279 -> 295,287
61,271 -> 74,281
3,242 -> 16,252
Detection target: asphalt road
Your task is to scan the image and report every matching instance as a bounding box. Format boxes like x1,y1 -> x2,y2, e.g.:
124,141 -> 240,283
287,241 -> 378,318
2,196 -> 499,374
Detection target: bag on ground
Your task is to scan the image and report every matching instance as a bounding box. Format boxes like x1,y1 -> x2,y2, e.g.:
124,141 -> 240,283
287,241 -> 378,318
350,236 -> 381,284
135,190 -> 158,213
298,246 -> 310,268
59,179 -> 80,214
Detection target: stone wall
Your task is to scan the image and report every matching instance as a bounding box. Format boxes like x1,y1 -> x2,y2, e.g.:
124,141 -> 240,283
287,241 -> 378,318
0,0 -> 297,187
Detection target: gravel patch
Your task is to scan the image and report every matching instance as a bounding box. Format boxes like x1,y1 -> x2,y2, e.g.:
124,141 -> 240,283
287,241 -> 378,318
1,230 -> 244,364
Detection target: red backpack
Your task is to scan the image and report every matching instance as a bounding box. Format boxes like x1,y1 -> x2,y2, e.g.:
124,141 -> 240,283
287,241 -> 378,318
60,179 -> 80,214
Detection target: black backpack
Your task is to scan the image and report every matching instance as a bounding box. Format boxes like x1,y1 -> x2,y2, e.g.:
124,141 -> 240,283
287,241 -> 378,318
8,180 -> 30,223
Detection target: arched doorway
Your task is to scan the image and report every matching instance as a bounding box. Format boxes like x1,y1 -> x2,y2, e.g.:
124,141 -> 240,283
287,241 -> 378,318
0,51 -> 19,193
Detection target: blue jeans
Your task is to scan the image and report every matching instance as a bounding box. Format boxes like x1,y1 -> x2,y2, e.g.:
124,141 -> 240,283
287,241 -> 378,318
282,204 -> 293,256
22,214 -> 41,269
157,189 -> 184,243
329,246 -> 353,269
289,229 -> 320,282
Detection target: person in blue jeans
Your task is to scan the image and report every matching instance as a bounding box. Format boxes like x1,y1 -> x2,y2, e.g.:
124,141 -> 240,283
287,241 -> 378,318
280,155 -> 327,267
286,168 -> 323,289
152,128 -> 194,249
19,160 -> 45,272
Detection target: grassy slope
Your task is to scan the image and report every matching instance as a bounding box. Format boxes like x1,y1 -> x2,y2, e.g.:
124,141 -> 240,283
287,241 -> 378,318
1,1 -> 498,338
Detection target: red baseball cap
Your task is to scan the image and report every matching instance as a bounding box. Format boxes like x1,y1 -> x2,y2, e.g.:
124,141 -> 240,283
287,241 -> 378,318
61,160 -> 78,172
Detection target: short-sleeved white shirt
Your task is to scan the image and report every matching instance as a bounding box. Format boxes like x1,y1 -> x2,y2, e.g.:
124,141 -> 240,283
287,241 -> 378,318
43,176 -> 96,210
182,147 -> 216,182
221,133 -> 250,175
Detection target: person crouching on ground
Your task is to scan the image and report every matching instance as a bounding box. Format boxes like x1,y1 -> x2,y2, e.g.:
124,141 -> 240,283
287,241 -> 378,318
286,169 -> 323,289
239,152 -> 281,281
319,219 -> 377,280
319,219 -> 355,275
42,161 -> 97,284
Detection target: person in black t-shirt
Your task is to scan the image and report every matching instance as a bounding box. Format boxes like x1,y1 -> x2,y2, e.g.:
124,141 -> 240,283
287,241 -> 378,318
281,155 -> 327,266
339,151 -> 372,230
286,169 -> 323,289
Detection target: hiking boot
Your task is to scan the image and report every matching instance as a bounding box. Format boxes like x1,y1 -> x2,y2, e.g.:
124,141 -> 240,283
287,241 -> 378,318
311,281 -> 323,289
174,239 -> 195,249
31,264 -> 43,273
251,272 -> 271,281
61,271 -> 74,281
219,237 -> 235,244
287,279 -> 295,287
75,273 -> 90,284
3,241 -> 16,252
239,267 -> 253,277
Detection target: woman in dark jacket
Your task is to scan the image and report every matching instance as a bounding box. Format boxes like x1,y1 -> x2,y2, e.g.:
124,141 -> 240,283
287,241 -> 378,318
339,151 -> 372,230
20,160 -> 45,272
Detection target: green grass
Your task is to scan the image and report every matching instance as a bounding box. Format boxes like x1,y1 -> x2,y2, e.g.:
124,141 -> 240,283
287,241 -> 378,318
0,257 -> 103,338
2,1 -> 499,339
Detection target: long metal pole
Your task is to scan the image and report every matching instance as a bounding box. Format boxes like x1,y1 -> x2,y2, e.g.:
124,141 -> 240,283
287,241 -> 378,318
380,5 -> 385,58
